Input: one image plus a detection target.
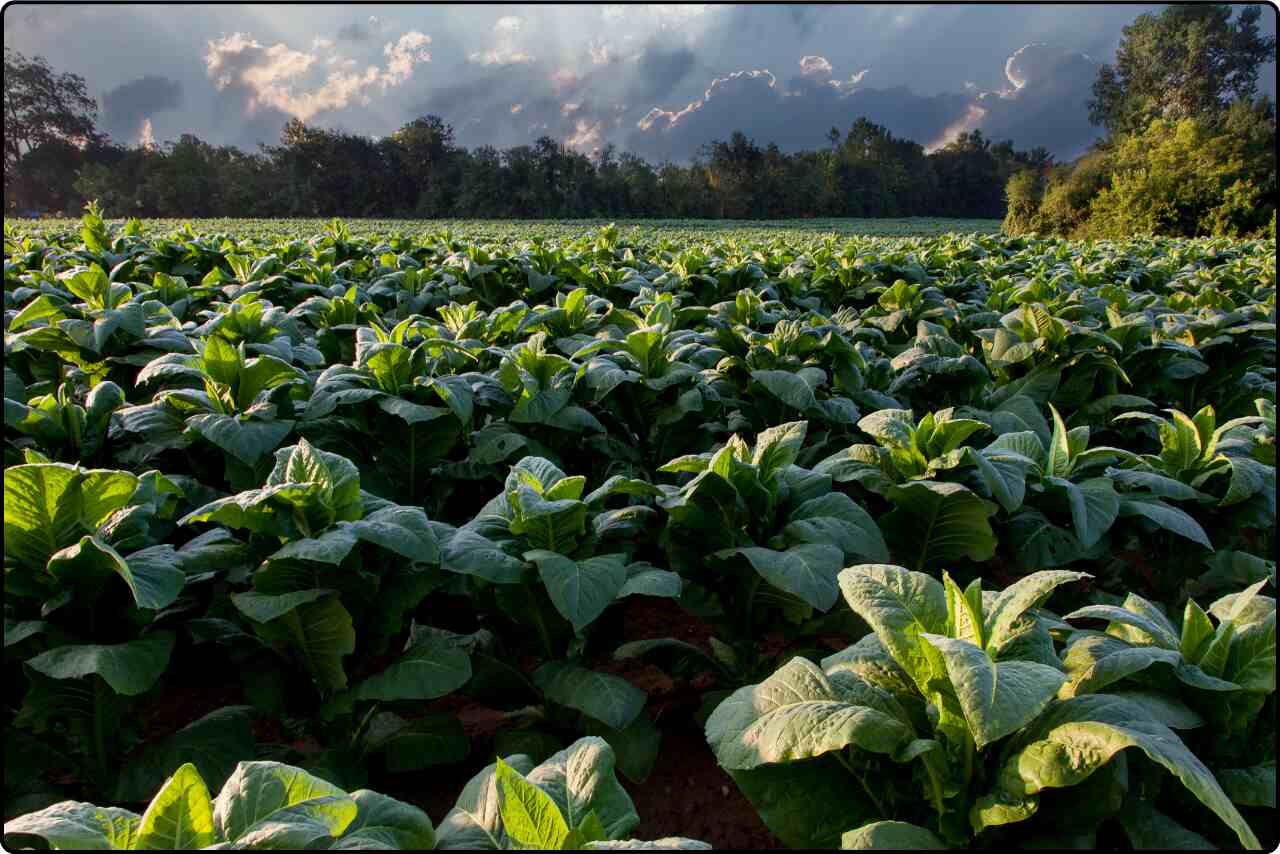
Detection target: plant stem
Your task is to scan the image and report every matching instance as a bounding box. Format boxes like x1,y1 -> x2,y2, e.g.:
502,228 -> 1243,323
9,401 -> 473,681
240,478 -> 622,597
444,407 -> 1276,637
92,678 -> 111,790
408,426 -> 417,503
835,751 -> 888,818
922,755 -> 947,818
350,701 -> 381,752
528,588 -> 556,659
742,573 -> 762,637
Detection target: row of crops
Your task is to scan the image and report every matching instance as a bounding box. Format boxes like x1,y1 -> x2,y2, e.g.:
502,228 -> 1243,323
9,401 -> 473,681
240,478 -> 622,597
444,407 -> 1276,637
10,216 -> 1004,243
2,209 -> 1275,850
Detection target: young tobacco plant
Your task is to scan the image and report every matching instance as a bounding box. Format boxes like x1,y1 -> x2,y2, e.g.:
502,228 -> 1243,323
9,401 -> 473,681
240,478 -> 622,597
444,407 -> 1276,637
705,564 -> 1264,850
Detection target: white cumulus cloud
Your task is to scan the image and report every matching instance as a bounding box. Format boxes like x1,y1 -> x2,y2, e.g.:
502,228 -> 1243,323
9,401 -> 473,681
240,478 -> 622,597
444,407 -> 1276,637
469,16 -> 534,66
205,29 -> 431,122
799,55 -> 832,77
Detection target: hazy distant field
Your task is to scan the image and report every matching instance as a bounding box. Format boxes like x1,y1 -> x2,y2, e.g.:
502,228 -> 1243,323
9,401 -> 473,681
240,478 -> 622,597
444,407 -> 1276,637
4,216 -> 1003,242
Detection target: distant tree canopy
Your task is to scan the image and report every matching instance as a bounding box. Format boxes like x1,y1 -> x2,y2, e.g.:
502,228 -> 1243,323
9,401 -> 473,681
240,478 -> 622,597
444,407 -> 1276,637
3,48 -> 99,205
1006,3 -> 1277,239
60,117 -> 1035,221
1088,4 -> 1276,136
3,48 -> 1042,221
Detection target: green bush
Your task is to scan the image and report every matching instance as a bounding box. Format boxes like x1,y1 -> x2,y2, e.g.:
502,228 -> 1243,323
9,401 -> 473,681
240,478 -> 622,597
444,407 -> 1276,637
1001,170 -> 1042,236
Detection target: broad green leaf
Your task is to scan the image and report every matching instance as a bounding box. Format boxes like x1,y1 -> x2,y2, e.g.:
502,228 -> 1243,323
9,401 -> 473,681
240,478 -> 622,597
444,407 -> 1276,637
497,759 -> 570,851
584,714 -> 662,784
1117,496 -> 1213,550
821,634 -> 918,700
1217,761 -> 1276,808
720,544 -> 845,611
443,529 -> 525,583
880,481 -> 997,570
784,493 -> 889,563
353,640 -> 472,701
841,821 -> 946,849
1105,467 -> 1204,501
1223,611 -> 1276,694
964,446 -> 1031,512
1064,601 -> 1179,650
525,737 -> 639,840
1046,477 -> 1119,548
47,537 -> 185,611
25,632 -> 175,696
1060,636 -> 1216,697
4,619 -> 46,647
838,564 -> 948,690
435,755 -> 536,849
202,336 -> 242,386
212,761 -> 356,847
344,505 -> 440,563
983,570 -> 1089,653
616,565 -> 682,599
753,370 -> 818,412
1106,690 -> 1204,730
332,790 -> 436,850
267,440 -> 362,519
1208,579 -> 1275,627
705,657 -> 912,770
1045,403 -> 1072,477
921,634 -> 1065,748
4,463 -> 137,571
186,414 -> 294,466
268,528 -> 359,565
114,706 -> 256,803
726,760 -> 879,850
983,695 -> 1259,848
534,662 -> 645,731
1221,457 -> 1270,507
751,421 -> 808,479
525,550 -> 628,633
1116,801 -> 1214,850
231,588 -> 334,623
3,802 -> 142,851
254,596 -> 355,693
135,763 -> 215,850
1180,599 -> 1215,662
857,409 -> 916,448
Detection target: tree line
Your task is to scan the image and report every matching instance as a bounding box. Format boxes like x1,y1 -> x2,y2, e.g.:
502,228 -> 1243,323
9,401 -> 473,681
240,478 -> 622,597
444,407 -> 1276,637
5,3 -> 1275,234
5,46 -> 1044,221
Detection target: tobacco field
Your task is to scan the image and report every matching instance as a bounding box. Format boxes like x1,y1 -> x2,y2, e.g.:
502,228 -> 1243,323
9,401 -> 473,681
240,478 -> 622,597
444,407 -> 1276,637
1,208 -> 1275,850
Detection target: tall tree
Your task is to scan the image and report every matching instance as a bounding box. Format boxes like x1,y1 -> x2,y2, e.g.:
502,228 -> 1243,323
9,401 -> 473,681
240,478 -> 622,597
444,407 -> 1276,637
3,48 -> 99,196
1089,4 -> 1277,135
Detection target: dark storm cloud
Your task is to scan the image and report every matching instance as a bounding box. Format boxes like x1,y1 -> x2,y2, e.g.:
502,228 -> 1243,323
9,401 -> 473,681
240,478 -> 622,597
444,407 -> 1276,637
627,70 -> 973,161
974,44 -> 1105,158
626,45 -> 697,104
403,36 -> 703,156
8,4 -> 1270,160
101,75 -> 183,143
627,38 -> 1109,162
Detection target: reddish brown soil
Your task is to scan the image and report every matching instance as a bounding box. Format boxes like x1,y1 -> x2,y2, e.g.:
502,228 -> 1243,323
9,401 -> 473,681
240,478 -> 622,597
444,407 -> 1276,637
82,594 -> 782,847
620,595 -> 716,652
623,723 -> 781,848
136,676 -> 246,742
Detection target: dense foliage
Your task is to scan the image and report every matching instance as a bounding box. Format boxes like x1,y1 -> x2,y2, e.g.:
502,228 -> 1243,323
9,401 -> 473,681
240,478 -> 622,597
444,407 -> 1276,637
3,211 -> 1276,850
1004,4 -> 1277,240
1004,102 -> 1277,240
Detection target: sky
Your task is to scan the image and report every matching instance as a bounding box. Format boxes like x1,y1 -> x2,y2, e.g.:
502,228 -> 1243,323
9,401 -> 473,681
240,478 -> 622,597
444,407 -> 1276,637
4,3 -> 1276,163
